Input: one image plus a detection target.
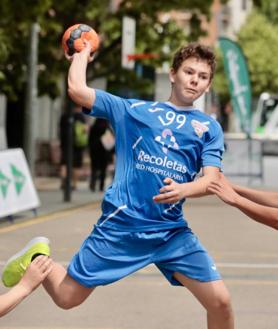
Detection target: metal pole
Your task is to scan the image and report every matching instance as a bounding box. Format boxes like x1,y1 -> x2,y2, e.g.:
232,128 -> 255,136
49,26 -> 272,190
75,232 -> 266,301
63,100 -> 73,202
24,23 -> 39,174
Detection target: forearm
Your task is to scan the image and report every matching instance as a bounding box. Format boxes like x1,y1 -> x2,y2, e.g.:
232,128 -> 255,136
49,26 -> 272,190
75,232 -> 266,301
233,195 -> 278,230
67,52 -> 94,109
181,174 -> 216,198
153,167 -> 220,204
233,184 -> 278,208
0,284 -> 30,317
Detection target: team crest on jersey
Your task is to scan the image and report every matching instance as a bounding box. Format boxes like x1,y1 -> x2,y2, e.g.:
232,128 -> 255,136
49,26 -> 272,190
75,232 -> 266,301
191,120 -> 210,138
155,129 -> 179,154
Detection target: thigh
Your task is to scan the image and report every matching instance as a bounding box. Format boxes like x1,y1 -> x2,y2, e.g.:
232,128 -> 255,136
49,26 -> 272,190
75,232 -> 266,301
174,273 -> 231,310
43,262 -> 95,308
67,226 -> 151,287
155,231 -> 221,286
62,272 -> 95,304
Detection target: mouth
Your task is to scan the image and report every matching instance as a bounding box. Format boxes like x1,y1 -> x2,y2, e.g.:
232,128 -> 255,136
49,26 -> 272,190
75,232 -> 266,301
185,88 -> 197,94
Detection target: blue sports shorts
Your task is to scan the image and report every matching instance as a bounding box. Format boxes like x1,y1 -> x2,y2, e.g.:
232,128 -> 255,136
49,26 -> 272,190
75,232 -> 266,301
67,225 -> 221,288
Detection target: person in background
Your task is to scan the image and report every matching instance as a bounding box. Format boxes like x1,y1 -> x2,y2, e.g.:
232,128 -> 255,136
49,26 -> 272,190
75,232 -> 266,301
88,118 -> 114,192
59,106 -> 88,190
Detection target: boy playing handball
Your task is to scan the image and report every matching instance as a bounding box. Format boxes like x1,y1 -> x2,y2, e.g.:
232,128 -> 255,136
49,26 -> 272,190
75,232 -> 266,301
2,41 -> 234,328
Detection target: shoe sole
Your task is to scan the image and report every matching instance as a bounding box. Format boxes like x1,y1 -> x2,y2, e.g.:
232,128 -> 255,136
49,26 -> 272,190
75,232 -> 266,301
4,237 -> 50,266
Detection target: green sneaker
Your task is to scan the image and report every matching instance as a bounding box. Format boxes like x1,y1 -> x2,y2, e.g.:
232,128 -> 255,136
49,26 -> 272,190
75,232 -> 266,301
2,237 -> 50,287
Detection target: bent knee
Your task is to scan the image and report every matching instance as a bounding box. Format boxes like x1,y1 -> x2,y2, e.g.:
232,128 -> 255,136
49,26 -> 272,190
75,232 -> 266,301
208,294 -> 233,315
53,295 -> 83,310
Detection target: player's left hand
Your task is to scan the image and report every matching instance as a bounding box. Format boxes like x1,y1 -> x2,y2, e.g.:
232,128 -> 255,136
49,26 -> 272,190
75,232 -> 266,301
153,178 -> 184,204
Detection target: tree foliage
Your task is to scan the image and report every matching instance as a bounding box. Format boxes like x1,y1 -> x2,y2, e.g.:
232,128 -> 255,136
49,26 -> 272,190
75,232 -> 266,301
237,10 -> 278,97
213,5 -> 278,105
253,0 -> 278,24
212,48 -> 229,105
0,0 -> 215,102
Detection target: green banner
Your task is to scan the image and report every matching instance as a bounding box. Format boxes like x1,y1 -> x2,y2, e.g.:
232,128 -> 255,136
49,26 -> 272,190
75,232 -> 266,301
219,37 -> 252,134
10,164 -> 26,195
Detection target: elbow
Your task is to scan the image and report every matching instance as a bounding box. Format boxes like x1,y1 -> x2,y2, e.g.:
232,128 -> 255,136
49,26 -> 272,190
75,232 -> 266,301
266,217 -> 278,230
272,220 -> 278,230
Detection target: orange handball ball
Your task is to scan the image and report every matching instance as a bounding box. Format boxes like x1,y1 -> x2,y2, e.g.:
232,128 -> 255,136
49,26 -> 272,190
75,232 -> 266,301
62,24 -> 100,56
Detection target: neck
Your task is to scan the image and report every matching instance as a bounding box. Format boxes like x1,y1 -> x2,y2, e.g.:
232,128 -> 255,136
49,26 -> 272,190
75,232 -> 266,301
168,95 -> 193,107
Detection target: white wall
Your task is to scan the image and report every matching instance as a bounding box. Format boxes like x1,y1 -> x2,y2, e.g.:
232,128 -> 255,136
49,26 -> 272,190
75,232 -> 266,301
155,72 -> 170,102
222,0 -> 252,38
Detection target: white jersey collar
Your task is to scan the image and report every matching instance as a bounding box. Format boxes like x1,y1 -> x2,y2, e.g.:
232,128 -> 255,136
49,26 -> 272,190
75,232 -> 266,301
164,101 -> 197,112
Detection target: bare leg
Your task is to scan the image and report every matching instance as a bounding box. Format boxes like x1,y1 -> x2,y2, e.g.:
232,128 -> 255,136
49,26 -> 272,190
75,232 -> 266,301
60,165 -> 67,189
174,272 -> 234,329
72,169 -> 81,189
43,262 -> 95,310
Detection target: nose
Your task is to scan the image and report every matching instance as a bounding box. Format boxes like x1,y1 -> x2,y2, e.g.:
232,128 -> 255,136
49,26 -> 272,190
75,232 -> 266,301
190,74 -> 198,85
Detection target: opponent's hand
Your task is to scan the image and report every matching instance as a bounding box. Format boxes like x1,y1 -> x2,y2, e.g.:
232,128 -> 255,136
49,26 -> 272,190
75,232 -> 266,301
64,39 -> 95,63
207,174 -> 239,206
18,256 -> 53,294
153,178 -> 184,204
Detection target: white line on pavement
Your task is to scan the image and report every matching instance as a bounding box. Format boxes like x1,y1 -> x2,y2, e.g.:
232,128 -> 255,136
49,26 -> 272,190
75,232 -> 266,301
0,261 -> 278,269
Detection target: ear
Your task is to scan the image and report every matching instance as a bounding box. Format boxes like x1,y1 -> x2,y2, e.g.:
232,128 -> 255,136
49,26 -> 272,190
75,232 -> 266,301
169,68 -> 176,84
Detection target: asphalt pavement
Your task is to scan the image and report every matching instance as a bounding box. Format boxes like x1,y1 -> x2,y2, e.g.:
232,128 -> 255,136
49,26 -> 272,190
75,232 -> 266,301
0,157 -> 277,328
0,195 -> 277,329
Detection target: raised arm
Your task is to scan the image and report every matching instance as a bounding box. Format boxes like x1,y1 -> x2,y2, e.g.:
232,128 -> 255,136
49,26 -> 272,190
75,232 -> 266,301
208,175 -> 278,230
67,41 -> 96,109
153,166 -> 221,204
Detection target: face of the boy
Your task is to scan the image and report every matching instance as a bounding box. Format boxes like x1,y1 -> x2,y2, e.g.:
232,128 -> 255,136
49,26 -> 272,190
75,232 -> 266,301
169,57 -> 212,106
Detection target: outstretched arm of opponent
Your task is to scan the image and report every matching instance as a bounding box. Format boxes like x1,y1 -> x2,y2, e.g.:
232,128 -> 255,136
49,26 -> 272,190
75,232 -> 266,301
208,174 -> 278,230
232,183 -> 278,208
153,166 -> 220,204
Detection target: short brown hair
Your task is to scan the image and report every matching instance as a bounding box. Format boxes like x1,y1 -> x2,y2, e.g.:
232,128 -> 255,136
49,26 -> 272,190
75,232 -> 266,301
171,43 -> 216,80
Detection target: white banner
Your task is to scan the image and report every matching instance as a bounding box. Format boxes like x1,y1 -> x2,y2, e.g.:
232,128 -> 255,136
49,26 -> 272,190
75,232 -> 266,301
122,16 -> 136,70
0,148 -> 40,218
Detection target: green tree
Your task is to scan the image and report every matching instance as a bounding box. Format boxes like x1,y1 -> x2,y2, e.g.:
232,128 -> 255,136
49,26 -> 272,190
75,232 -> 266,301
212,48 -> 229,105
0,0 -> 215,102
213,7 -> 278,107
253,0 -> 278,24
237,10 -> 278,97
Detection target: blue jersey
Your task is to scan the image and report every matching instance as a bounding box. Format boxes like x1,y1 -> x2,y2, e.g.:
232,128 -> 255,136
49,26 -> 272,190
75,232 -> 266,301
83,89 -> 224,232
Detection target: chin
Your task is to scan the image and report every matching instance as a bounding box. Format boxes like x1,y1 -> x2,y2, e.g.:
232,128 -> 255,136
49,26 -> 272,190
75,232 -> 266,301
181,95 -> 195,105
